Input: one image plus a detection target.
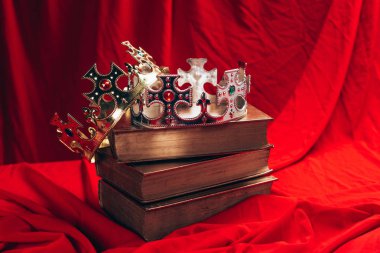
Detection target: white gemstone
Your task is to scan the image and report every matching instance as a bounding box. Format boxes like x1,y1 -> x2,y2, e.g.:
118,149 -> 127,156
95,92 -> 98,95
110,76 -> 113,79
94,77 -> 97,80
111,91 -> 114,94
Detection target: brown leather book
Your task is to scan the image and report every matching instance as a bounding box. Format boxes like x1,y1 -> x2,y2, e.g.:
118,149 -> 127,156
96,145 -> 273,203
109,105 -> 272,162
99,175 -> 277,241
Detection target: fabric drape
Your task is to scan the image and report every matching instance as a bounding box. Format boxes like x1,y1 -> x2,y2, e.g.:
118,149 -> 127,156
1,0 -> 379,252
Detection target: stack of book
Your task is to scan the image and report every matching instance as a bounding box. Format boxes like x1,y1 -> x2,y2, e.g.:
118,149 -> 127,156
96,104 -> 276,241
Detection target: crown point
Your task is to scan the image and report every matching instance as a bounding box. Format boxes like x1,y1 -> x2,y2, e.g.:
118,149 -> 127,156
238,61 -> 247,69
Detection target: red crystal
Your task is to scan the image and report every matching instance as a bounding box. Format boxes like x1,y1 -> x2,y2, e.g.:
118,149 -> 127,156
163,90 -> 175,102
100,79 -> 112,91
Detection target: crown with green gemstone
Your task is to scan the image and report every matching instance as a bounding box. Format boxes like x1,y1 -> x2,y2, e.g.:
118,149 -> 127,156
128,44 -> 251,128
50,41 -> 251,160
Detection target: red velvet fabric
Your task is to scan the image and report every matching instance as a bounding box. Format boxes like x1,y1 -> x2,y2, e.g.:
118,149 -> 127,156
1,0 -> 380,252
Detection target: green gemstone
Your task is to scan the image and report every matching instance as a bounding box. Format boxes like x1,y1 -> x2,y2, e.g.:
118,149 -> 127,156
229,85 -> 236,95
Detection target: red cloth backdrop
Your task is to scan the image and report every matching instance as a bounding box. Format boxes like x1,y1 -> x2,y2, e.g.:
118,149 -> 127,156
1,0 -> 380,252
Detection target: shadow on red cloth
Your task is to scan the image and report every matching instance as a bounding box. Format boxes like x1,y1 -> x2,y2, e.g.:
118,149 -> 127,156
1,0 -> 380,252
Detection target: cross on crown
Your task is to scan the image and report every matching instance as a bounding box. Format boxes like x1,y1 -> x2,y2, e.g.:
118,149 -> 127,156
131,57 -> 251,128
51,41 -> 252,160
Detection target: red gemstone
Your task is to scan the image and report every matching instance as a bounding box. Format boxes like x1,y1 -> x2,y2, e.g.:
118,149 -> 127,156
163,90 -> 175,102
100,79 -> 112,91
103,94 -> 113,102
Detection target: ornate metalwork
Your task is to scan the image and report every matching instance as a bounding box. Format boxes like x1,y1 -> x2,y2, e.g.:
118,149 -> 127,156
51,41 -> 252,159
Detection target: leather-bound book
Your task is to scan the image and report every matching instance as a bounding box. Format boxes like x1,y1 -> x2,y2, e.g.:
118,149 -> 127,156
99,175 -> 277,241
109,105 -> 272,163
96,145 -> 273,203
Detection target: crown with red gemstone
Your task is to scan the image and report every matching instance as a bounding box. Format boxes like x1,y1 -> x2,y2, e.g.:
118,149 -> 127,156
51,41 -> 251,160
128,46 -> 251,128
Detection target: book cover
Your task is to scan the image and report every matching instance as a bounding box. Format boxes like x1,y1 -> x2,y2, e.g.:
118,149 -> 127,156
109,105 -> 272,162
